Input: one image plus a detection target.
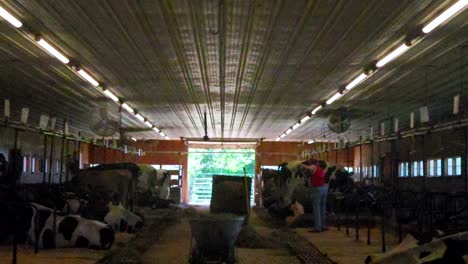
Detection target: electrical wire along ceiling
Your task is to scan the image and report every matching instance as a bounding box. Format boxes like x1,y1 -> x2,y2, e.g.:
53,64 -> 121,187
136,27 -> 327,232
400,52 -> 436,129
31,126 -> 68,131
0,0 -> 467,141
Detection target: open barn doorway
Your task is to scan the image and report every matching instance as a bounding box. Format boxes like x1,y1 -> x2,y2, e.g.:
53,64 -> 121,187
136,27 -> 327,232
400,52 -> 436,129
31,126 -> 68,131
187,148 -> 255,205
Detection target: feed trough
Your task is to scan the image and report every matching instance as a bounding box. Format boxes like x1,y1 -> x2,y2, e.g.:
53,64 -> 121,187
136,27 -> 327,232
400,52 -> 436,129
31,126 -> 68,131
189,214 -> 245,264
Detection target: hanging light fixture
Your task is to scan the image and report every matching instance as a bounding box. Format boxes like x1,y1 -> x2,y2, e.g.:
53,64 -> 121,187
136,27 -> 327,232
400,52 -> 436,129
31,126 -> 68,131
292,122 -> 301,130
0,6 -> 22,28
77,69 -> 99,87
121,103 -> 134,114
135,113 -> 145,122
36,38 -> 70,64
103,89 -> 119,102
312,105 -> 322,114
144,120 -> 153,128
300,115 -> 311,123
326,92 -> 343,105
376,44 -> 411,68
422,0 -> 468,33
345,73 -> 368,90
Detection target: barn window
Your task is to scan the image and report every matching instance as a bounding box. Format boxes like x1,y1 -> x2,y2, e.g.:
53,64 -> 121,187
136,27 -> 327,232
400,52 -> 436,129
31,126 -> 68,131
31,157 -> 35,173
399,162 -> 409,177
372,165 -> 378,177
412,160 -> 424,177
170,175 -> 179,180
151,164 -> 161,169
162,165 -> 180,170
23,156 -> 28,172
446,157 -> 462,176
428,159 -> 442,177
412,161 -> 424,176
261,165 -> 278,170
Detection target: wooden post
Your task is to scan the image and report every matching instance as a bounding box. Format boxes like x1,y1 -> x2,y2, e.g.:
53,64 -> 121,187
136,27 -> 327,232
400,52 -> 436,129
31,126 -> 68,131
42,135 -> 48,183
422,134 -> 427,193
12,128 -> 19,264
48,136 -> 54,184
464,127 -> 468,192
335,147 -> 338,166
360,142 -> 363,182
59,136 -> 65,184
371,140 -> 374,184
65,139 -> 69,182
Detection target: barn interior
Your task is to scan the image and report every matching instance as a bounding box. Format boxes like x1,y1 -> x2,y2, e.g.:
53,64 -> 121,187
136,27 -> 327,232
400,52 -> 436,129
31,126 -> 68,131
1,0 -> 468,263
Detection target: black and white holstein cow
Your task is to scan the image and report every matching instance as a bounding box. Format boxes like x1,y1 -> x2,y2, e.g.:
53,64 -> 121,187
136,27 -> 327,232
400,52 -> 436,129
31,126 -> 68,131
325,165 -> 354,193
17,203 -> 114,249
104,203 -> 143,233
365,231 -> 468,264
263,161 -> 309,217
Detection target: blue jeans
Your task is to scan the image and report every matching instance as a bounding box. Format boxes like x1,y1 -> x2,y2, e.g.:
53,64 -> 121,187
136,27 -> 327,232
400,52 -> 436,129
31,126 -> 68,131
311,185 -> 328,231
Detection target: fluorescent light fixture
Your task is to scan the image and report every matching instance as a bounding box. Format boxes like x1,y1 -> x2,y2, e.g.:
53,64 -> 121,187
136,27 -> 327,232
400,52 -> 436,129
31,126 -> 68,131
0,6 -> 22,28
376,44 -> 410,68
144,121 -> 153,128
312,105 -> 322,114
131,137 -> 137,142
135,113 -> 145,122
77,69 -> 99,86
345,73 -> 368,90
326,92 -> 343,105
300,115 -> 311,123
280,133 -> 286,138
285,128 -> 292,134
292,123 -> 301,130
423,0 -> 468,33
103,89 -> 119,102
159,132 -> 166,137
275,137 -> 281,141
307,140 -> 315,144
36,38 -> 69,64
153,127 -> 160,133
121,103 -> 134,114
187,140 -> 256,145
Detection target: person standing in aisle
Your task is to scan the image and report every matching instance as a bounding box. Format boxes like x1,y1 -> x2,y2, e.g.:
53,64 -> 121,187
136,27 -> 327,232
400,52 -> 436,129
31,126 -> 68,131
302,159 -> 328,232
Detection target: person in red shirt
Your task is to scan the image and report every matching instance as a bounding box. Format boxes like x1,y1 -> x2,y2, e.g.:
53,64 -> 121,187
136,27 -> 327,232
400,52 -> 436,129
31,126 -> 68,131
301,159 -> 328,232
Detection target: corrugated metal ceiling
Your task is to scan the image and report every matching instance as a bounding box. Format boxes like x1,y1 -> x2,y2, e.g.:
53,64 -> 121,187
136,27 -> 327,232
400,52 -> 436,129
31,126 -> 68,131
0,0 -> 467,141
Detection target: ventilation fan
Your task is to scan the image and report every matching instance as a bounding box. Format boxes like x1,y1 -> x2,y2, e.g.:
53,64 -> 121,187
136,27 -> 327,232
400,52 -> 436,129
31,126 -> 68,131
90,107 -> 119,137
327,109 -> 352,134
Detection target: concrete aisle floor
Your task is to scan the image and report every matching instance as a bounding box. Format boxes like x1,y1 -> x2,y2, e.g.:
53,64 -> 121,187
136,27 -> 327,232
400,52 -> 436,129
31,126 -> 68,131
296,226 -> 400,264
142,213 -> 300,264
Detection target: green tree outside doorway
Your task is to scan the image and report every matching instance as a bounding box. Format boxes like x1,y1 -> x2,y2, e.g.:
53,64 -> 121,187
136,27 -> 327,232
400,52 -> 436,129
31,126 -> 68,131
188,148 -> 255,204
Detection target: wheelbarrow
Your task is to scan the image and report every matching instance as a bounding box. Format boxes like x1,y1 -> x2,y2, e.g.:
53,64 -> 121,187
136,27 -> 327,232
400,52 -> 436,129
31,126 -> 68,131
189,215 -> 245,264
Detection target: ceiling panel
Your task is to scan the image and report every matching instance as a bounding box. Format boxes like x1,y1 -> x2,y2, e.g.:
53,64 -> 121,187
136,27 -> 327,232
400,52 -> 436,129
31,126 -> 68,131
0,0 -> 466,141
